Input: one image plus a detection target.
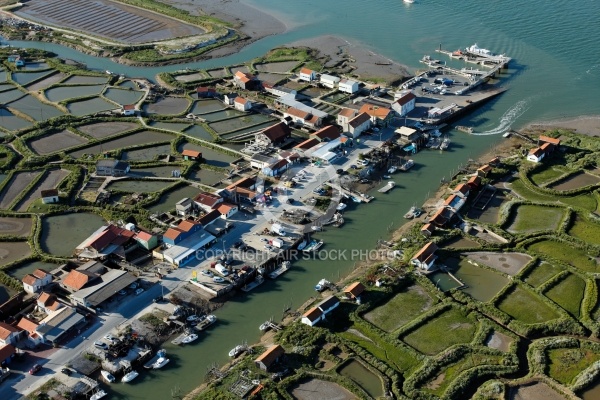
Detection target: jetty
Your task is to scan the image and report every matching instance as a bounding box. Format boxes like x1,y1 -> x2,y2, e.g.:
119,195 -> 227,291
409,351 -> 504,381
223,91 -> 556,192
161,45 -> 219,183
378,181 -> 396,193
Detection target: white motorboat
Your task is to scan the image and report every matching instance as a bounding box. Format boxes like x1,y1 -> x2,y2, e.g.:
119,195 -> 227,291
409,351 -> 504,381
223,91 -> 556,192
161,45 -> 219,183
152,357 -> 170,369
90,390 -> 108,400
336,203 -> 347,211
143,349 -> 167,369
186,315 -> 200,323
312,240 -> 324,251
195,314 -> 217,331
229,345 -> 244,357
182,333 -> 198,344
403,0 -> 415,3
101,370 -> 115,383
259,321 -> 270,331
121,370 -> 139,383
315,279 -> 331,292
387,166 -> 398,174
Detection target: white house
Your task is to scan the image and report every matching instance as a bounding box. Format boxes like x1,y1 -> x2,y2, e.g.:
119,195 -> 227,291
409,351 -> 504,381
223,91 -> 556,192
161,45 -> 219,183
316,296 -> 340,315
0,322 -> 20,346
41,189 -> 59,204
216,203 -> 238,219
527,146 -> 546,163
37,292 -> 63,315
339,79 -> 359,94
320,74 -> 340,89
223,93 -> 238,105
411,242 -> 438,271
121,104 -> 136,116
283,107 -> 322,129
301,306 -> 323,327
298,67 -> 316,82
234,97 -> 252,111
347,112 -> 371,138
22,269 -> 52,294
193,192 -> 223,213
337,108 -> 357,131
392,92 -> 416,116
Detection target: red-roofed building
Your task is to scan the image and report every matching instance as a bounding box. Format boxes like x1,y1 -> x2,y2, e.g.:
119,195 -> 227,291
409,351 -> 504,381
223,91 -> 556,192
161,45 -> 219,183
216,203 -> 238,219
310,125 -> 340,142
121,104 -> 136,116
234,96 -> 252,111
444,193 -> 466,212
284,107 -> 322,129
421,223 -> 435,237
293,138 -> 320,157
37,292 -> 63,314
430,207 -> 456,228
359,103 -> 393,127
233,71 -> 258,90
255,122 -> 291,148
177,220 -> 202,234
301,307 -> 323,326
0,344 -> 16,365
467,176 -> 481,189
255,345 -> 285,371
344,282 -> 366,300
476,164 -> 492,177
182,149 -> 202,161
454,183 -> 470,198
411,242 -> 439,271
196,86 -> 217,98
194,192 -> 223,213
0,322 -> 20,346
62,270 -> 98,293
538,135 -> 560,148
134,230 -> 158,251
17,317 -> 41,347
163,228 -> 184,246
337,107 -> 358,131
75,224 -> 137,260
527,147 -> 545,163
22,269 -> 52,294
392,92 -> 416,116
299,68 -> 316,82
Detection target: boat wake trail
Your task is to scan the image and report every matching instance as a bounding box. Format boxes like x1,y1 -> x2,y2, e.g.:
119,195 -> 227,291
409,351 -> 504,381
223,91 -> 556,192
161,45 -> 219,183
471,99 -> 531,136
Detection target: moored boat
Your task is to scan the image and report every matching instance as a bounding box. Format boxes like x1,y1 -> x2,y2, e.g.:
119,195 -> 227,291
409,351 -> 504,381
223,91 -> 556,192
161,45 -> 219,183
181,333 -> 198,344
90,390 -> 108,400
387,166 -> 398,174
312,240 -> 324,252
296,239 -> 308,251
195,314 -> 217,331
315,279 -> 331,292
267,261 -> 291,279
259,321 -> 270,331
121,370 -> 139,383
336,202 -> 347,211
228,345 -> 244,357
143,349 -> 167,369
399,159 -> 415,171
101,370 -> 115,383
152,357 -> 170,369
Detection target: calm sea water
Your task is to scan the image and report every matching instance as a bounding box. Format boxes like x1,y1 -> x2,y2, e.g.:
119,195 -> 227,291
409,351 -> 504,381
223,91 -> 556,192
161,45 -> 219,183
6,1 -> 600,398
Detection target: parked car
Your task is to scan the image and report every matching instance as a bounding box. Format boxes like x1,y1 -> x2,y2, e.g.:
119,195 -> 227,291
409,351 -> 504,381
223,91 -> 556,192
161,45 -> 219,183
260,238 -> 269,243
135,288 -> 144,296
117,289 -> 127,296
213,276 -> 225,283
359,159 -> 369,166
29,364 -> 42,375
61,368 -> 72,376
350,164 -> 358,169
153,296 -> 165,303
94,341 -> 108,350
201,269 -> 213,277
129,282 -> 139,289
103,334 -> 118,344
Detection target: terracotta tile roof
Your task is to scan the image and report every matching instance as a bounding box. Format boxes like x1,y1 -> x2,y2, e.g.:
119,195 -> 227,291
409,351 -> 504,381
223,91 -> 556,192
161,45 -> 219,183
338,108 -> 357,118
260,122 -> 290,143
163,228 -> 183,241
267,158 -> 289,171
217,203 -> 236,214
22,274 -> 38,286
421,223 -> 435,232
196,86 -> 216,93
285,107 -> 311,120
359,104 -> 392,119
234,97 -> 249,105
0,344 -> 16,361
310,126 -> 340,141
454,183 -> 470,195
234,71 -> 254,83
444,194 -> 458,206
349,112 -> 371,128
178,220 -> 199,232
122,104 -> 135,110
344,282 -> 365,297
478,164 -> 492,173
255,344 -> 284,368
294,138 -> 320,150
302,306 -> 322,322
38,292 -> 54,306
539,135 -> 560,145
0,322 -> 19,340
412,242 -> 438,262
529,147 -> 544,157
467,176 -> 481,187
135,231 -> 153,241
33,269 -> 49,279
395,92 -> 416,106
182,149 -> 201,158
63,270 -> 94,291
17,317 -> 39,334
299,67 -> 314,75
540,142 -> 552,151
194,192 -> 222,208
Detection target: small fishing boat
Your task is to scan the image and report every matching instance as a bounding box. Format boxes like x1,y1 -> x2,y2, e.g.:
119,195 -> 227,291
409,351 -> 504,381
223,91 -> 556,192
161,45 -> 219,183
229,345 -> 244,357
195,314 -> 217,331
182,333 -> 199,344
387,166 -> 398,174
186,315 -> 200,323
143,349 -> 167,369
336,202 -> 347,211
399,159 -> 415,171
90,390 -> 108,400
121,370 -> 139,383
296,239 -> 307,251
312,240 -> 324,251
152,357 -> 170,369
259,321 -> 270,331
101,370 -> 115,383
315,279 -> 331,292
267,261 -> 291,279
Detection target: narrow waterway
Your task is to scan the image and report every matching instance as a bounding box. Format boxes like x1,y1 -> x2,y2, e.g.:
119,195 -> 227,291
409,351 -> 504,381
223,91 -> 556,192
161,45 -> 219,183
4,0 -> 600,398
